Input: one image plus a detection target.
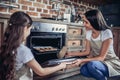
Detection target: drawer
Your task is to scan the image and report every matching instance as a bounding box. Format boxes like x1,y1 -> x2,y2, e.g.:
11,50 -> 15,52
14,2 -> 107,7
67,35 -> 85,40
67,46 -> 84,52
68,28 -> 81,36
67,40 -> 81,47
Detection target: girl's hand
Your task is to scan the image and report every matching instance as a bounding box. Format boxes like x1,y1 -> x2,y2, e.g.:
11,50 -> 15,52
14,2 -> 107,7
59,62 -> 73,69
59,61 -> 77,70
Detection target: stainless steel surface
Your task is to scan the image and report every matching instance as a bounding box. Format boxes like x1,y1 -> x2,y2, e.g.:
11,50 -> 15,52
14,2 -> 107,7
41,58 -> 77,67
32,22 -> 67,33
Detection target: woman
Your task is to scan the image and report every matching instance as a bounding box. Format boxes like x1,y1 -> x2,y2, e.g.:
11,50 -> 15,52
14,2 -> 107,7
0,11 -> 70,80
66,9 -> 120,80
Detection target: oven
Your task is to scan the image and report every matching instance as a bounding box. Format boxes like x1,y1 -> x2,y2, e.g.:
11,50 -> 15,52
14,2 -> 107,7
27,22 -> 67,64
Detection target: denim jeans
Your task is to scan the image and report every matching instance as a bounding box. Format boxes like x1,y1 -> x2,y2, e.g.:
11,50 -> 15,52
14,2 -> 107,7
80,61 -> 109,80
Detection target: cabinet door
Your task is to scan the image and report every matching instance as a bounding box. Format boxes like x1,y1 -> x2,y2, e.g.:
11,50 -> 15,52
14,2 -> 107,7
0,19 -> 7,47
118,31 -> 120,59
112,27 -> 120,59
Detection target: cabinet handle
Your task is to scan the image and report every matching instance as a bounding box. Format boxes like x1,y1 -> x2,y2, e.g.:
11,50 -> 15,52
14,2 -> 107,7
73,31 -> 76,34
72,42 -> 76,45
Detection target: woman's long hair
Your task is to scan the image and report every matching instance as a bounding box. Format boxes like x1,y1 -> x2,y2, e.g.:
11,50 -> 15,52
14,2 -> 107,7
0,11 -> 32,80
84,9 -> 110,31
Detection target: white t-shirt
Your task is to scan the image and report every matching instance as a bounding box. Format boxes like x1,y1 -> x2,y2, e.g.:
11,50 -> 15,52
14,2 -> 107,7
16,44 -> 34,70
15,44 -> 34,80
86,29 -> 114,52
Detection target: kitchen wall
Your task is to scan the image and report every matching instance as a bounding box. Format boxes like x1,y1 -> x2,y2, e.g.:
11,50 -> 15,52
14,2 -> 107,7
0,0 -> 97,19
99,4 -> 120,27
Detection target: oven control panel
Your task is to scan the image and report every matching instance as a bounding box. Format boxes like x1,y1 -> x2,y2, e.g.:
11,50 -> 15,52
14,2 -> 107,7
31,22 -> 67,33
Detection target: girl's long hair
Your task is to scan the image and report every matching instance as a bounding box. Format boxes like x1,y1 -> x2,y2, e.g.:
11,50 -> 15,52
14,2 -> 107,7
0,11 -> 32,80
84,9 -> 110,31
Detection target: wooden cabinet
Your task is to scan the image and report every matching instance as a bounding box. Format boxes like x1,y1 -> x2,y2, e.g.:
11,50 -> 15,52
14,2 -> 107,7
112,27 -> 120,59
0,19 -> 7,47
66,24 -> 86,52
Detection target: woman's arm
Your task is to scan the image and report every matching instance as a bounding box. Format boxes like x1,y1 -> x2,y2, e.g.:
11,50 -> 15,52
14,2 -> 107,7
27,59 -> 67,77
97,38 -> 112,60
66,39 -> 91,57
74,38 -> 112,66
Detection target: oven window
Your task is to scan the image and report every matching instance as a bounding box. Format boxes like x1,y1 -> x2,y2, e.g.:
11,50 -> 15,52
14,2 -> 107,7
31,37 -> 62,49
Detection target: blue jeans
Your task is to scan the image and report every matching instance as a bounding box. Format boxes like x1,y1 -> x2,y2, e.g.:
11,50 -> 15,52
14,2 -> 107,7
80,61 -> 109,80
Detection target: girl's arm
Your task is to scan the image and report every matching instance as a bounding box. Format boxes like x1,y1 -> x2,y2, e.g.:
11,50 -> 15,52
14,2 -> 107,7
26,59 -> 67,77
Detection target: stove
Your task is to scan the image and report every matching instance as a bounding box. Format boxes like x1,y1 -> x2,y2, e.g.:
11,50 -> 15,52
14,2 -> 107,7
27,21 -> 67,64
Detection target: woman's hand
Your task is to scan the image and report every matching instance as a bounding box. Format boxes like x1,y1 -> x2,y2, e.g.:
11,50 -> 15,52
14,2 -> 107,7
65,52 -> 73,58
60,59 -> 83,70
72,59 -> 82,66
58,59 -> 83,70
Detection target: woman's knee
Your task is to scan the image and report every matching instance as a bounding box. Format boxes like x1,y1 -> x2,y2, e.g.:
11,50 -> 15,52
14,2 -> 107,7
80,64 -> 87,73
80,67 -> 85,74
80,64 -> 91,77
87,61 -> 100,70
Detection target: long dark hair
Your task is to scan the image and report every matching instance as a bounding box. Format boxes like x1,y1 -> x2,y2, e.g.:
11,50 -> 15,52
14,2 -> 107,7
0,11 -> 32,80
84,9 -> 110,31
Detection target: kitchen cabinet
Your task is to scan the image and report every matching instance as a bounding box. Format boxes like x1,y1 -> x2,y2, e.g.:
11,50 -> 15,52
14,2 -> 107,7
66,23 -> 86,53
112,27 -> 120,59
0,19 -> 7,47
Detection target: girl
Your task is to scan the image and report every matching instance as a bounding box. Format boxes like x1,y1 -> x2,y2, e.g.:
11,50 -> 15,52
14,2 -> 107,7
0,11 -> 69,80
